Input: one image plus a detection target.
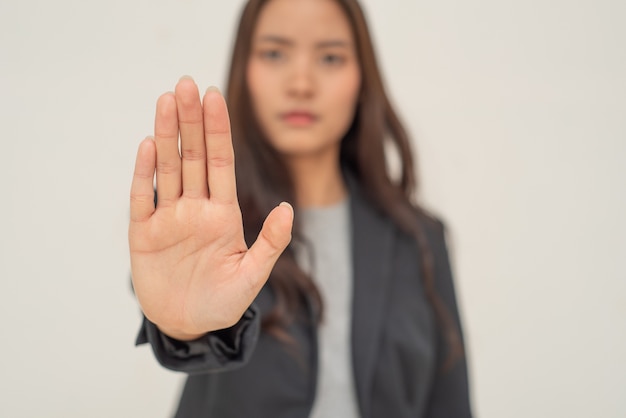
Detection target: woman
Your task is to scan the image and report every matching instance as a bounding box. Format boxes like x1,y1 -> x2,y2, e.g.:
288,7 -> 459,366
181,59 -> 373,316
130,0 -> 472,416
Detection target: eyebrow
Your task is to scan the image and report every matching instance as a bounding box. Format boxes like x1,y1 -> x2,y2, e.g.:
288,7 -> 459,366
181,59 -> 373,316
257,35 -> 351,49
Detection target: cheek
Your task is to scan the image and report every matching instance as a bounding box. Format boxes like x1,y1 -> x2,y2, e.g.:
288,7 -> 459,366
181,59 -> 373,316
246,62 -> 274,126
327,70 -> 361,129
342,67 -> 362,106
246,61 -> 263,104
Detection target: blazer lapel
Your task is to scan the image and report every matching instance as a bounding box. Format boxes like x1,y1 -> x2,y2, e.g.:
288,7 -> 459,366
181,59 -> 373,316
348,179 -> 396,418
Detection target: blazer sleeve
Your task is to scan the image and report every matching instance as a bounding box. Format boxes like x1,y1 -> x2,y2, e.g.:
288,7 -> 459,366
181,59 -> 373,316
135,304 -> 261,375
424,219 -> 473,418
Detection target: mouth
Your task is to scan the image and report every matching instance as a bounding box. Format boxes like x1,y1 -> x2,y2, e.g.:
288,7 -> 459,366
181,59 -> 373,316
280,111 -> 318,127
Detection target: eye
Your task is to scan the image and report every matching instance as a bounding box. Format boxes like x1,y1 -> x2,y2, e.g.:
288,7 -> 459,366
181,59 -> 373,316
321,53 -> 345,66
259,49 -> 284,61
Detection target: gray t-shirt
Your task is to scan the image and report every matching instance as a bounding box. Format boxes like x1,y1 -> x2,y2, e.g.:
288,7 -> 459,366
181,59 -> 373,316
295,198 -> 360,418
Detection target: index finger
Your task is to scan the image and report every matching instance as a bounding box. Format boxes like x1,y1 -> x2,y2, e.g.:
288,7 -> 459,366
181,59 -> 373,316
203,87 -> 237,205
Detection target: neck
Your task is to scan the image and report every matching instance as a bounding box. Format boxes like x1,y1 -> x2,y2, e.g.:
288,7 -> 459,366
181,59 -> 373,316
286,152 -> 347,208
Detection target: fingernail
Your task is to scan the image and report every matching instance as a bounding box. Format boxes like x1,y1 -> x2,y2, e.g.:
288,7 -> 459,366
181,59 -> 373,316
206,85 -> 221,94
279,201 -> 293,213
179,75 -> 194,82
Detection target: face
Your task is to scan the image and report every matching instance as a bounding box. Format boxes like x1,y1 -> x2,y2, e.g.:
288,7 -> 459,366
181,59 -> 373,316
246,0 -> 361,163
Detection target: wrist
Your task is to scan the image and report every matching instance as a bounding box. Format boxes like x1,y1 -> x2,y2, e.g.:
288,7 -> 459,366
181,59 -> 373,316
157,325 -> 206,342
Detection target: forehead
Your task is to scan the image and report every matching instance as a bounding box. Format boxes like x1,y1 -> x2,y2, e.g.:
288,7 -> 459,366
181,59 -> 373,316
253,0 -> 354,43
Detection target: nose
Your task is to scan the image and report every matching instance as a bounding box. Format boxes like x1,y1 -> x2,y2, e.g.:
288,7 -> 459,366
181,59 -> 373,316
286,55 -> 315,100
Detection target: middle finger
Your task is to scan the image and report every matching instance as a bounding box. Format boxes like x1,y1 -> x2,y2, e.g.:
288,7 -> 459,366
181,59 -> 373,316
176,76 -> 208,199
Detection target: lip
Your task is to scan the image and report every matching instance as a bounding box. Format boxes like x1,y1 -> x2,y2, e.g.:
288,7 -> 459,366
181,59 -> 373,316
280,110 -> 319,127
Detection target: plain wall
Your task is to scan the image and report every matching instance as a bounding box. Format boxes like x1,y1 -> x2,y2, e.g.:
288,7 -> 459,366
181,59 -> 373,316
1,0 -> 624,417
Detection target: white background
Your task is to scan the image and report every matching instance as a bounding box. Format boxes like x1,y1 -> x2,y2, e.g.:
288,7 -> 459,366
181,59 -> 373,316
1,0 -> 625,417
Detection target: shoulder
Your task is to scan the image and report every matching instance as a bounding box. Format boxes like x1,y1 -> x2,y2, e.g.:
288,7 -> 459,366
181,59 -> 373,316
417,212 -> 450,260
392,203 -> 449,259
344,167 -> 451,258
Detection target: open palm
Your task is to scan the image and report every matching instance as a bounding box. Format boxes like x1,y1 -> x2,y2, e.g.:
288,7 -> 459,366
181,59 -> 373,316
129,77 -> 293,341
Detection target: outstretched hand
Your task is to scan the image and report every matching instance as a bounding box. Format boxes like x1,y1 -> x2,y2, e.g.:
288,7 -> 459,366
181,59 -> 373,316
129,77 -> 293,341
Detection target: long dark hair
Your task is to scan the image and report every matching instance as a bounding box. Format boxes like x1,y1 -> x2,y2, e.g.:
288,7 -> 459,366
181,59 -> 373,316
225,0 -> 462,369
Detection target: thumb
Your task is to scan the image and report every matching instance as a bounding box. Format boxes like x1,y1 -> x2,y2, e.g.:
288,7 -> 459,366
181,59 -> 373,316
245,202 -> 294,279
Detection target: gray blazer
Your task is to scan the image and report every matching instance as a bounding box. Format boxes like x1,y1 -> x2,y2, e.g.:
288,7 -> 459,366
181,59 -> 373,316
137,177 -> 472,418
